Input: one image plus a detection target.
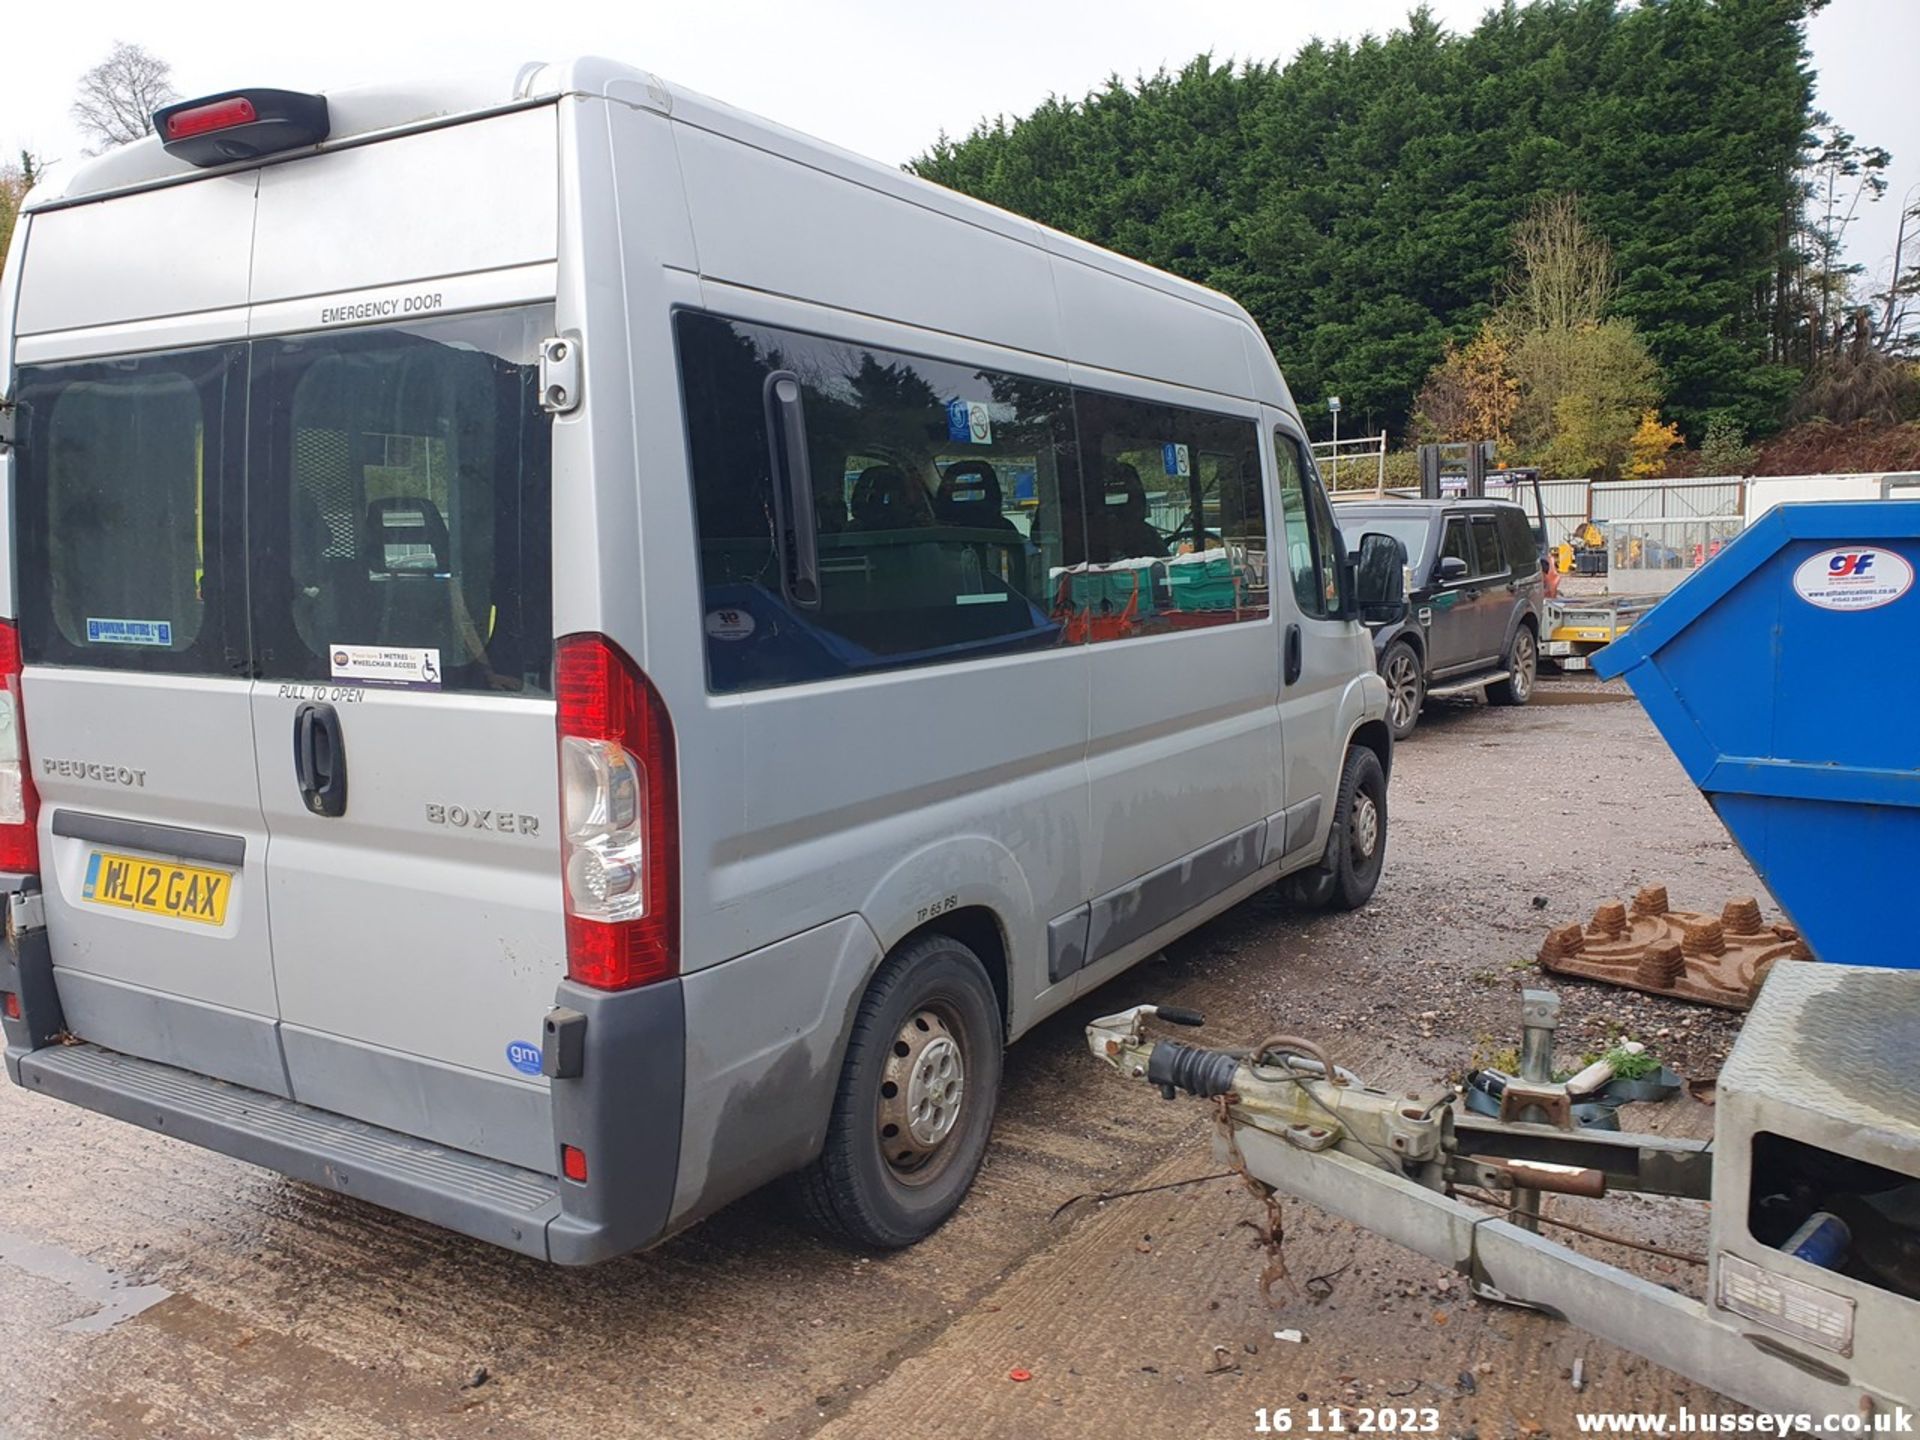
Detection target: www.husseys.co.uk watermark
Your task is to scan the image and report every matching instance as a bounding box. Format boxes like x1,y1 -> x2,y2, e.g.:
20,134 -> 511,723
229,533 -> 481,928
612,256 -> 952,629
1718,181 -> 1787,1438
1574,1408 -> 1913,1435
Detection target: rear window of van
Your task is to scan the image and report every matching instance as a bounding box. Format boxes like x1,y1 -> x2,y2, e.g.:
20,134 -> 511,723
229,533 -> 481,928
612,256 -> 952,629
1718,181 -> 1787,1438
14,345 -> 247,674
13,308 -> 555,695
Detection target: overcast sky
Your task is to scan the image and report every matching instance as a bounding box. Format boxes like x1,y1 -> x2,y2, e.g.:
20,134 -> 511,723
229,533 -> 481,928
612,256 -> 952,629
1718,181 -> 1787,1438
5,0 -> 1914,285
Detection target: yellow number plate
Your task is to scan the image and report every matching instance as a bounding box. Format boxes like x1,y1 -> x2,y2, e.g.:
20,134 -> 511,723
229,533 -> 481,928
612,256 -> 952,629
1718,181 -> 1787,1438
82,851 -> 233,926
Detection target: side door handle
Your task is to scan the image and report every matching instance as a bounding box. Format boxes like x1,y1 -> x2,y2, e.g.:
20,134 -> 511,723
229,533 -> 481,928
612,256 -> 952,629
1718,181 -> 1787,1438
1284,623 -> 1303,686
293,702 -> 349,818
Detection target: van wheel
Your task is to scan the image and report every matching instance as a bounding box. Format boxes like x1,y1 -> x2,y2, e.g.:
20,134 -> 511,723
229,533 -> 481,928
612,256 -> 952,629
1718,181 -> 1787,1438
1380,639 -> 1424,741
1280,746 -> 1388,913
795,933 -> 1002,1249
1489,625 -> 1537,706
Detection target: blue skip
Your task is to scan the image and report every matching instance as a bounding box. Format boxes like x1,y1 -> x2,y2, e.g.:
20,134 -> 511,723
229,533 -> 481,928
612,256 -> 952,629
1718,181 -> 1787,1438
1593,501 -> 1920,969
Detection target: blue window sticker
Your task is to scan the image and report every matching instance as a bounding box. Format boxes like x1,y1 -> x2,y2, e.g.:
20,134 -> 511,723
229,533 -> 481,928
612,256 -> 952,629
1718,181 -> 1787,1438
86,617 -> 173,647
505,1040 -> 543,1076
946,399 -> 992,445
1161,442 -> 1191,478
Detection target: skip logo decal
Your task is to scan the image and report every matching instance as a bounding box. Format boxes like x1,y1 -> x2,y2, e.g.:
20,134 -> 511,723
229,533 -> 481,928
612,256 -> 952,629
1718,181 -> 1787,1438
1792,545 -> 1913,611
1828,552 -> 1874,577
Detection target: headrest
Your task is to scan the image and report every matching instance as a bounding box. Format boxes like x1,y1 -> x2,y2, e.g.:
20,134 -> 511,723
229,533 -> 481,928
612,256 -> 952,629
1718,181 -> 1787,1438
939,459 -> 1003,506
363,495 -> 451,574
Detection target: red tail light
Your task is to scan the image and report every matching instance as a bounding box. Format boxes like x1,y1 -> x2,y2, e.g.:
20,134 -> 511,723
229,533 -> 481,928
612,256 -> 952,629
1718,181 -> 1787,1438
555,634 -> 678,989
0,621 -> 39,874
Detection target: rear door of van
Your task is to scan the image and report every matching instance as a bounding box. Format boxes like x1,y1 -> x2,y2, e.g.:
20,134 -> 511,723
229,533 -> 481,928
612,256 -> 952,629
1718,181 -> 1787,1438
241,110 -> 565,1170
11,178 -> 285,1095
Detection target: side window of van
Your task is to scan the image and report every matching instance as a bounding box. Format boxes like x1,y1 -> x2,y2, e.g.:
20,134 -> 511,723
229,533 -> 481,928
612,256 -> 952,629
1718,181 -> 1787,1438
1067,392 -> 1268,640
676,311 -> 1083,693
1272,433 -> 1338,618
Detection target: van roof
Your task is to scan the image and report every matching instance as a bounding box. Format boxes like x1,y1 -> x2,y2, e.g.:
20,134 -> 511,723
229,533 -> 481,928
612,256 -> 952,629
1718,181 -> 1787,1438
30,56 -> 1259,333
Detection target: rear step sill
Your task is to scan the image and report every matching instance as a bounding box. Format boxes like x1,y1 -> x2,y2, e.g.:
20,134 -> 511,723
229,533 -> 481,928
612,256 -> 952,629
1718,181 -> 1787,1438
19,1042 -> 560,1259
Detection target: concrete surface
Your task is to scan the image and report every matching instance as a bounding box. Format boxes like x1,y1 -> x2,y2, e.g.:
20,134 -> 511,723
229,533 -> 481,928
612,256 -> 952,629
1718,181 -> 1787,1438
0,677 -> 1771,1438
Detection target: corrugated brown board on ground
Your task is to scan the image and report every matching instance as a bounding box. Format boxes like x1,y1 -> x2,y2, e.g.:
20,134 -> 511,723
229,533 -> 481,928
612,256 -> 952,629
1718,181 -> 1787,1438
1537,885 -> 1812,1009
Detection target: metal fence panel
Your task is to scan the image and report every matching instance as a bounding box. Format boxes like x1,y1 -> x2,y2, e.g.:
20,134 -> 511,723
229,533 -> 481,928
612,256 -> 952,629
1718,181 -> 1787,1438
1482,476 -> 1591,547
1590,478 -> 1745,524
1589,478 -> 1746,593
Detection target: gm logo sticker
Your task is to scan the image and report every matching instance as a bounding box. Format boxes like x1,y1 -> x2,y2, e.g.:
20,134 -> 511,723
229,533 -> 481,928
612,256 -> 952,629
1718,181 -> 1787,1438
1792,546 -> 1914,611
505,1040 -> 544,1076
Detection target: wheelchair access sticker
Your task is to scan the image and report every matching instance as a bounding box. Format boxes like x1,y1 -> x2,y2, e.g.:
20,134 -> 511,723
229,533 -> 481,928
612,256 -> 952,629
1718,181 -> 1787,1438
1791,547 -> 1914,611
329,643 -> 442,688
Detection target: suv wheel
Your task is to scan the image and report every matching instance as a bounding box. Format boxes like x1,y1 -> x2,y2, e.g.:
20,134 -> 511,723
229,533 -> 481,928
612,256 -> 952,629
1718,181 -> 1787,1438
1489,624 -> 1537,706
1280,745 -> 1388,913
1380,639 -> 1424,741
795,933 -> 1002,1249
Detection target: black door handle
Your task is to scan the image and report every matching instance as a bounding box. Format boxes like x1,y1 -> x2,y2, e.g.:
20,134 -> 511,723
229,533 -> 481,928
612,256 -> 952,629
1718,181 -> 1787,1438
1284,623 -> 1303,685
293,702 -> 348,817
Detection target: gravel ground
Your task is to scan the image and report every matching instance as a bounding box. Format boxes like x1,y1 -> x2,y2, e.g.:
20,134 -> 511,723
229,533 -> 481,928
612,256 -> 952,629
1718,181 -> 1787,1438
0,673 -> 1781,1439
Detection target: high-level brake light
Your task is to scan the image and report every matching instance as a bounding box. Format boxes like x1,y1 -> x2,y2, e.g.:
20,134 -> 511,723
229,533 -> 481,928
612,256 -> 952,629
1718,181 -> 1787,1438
164,96 -> 258,140
152,89 -> 330,168
555,634 -> 679,990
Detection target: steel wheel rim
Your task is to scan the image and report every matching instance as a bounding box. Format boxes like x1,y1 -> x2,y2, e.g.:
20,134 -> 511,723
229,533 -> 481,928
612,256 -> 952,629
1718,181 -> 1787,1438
878,1006 -> 967,1183
1350,790 -> 1381,863
1385,652 -> 1420,729
1511,631 -> 1536,700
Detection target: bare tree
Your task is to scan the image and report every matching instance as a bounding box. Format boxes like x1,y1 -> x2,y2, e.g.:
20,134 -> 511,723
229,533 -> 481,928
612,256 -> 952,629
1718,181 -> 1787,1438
0,152 -> 48,260
1874,186 -> 1920,357
1500,194 -> 1615,334
72,42 -> 179,151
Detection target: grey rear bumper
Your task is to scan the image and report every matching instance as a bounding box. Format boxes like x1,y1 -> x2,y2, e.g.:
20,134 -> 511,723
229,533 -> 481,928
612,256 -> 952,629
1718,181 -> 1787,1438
19,1041 -> 564,1257
3,888 -> 686,1265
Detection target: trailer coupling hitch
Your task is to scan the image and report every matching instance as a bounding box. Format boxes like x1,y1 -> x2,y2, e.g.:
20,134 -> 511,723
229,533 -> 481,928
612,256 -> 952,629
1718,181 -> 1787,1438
1085,1004 -> 1451,1170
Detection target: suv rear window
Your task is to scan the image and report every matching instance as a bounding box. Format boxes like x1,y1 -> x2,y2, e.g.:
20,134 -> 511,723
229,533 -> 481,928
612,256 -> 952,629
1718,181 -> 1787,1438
1470,516 -> 1505,576
13,308 -> 554,696
1499,507 -> 1541,570
15,344 -> 248,674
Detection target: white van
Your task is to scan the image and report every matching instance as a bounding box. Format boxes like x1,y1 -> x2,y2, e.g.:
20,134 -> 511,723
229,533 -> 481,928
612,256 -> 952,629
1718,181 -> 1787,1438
0,60 -> 1393,1262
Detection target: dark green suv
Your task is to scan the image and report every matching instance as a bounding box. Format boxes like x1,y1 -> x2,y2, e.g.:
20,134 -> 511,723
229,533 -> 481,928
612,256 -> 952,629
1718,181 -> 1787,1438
1336,499 -> 1545,741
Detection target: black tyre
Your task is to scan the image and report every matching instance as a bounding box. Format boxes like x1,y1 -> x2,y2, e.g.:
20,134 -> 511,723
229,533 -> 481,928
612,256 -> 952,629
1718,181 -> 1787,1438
1488,623 -> 1537,706
795,933 -> 1002,1249
1279,745 -> 1388,913
1379,639 -> 1425,742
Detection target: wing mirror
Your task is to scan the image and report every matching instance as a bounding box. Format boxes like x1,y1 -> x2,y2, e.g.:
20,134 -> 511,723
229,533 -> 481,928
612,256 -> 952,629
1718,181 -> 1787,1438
1435,554 -> 1469,585
1354,532 -> 1409,625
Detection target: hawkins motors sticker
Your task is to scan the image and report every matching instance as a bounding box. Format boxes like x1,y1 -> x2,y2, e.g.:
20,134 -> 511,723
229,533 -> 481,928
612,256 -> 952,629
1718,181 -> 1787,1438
1791,547 -> 1915,612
